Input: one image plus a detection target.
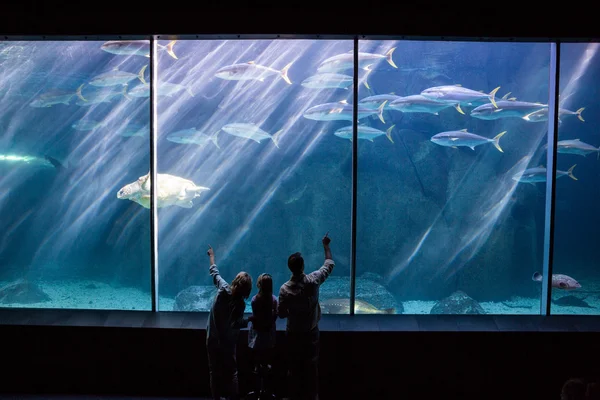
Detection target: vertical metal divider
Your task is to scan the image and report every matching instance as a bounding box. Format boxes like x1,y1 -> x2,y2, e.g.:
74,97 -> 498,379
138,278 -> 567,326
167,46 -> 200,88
349,37 -> 359,316
150,36 -> 159,312
541,42 -> 560,316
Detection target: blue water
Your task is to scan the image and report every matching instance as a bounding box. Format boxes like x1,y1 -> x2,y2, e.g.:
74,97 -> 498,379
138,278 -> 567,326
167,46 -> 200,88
0,39 -> 598,315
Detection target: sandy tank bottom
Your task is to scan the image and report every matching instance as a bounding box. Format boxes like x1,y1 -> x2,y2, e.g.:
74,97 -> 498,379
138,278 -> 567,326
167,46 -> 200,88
0,279 -> 598,315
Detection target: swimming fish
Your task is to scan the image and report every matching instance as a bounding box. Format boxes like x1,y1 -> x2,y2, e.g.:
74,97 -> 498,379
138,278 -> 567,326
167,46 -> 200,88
430,129 -> 506,152
532,271 -> 581,290
421,84 -> 501,114
555,139 -> 600,158
89,65 -> 147,87
320,298 -> 396,314
317,47 -> 397,73
301,73 -> 354,90
215,61 -> 293,84
166,129 -> 220,148
284,183 -> 308,204
29,84 -> 86,107
470,99 -> 547,120
388,94 -> 455,115
334,124 -> 395,143
523,107 -> 585,122
512,164 -> 577,184
303,100 -> 387,123
221,123 -> 282,148
358,94 -> 401,110
100,40 -> 178,60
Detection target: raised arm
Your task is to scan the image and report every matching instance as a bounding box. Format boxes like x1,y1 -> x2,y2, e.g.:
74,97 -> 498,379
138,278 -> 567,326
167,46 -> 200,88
207,245 -> 229,291
307,233 -> 335,284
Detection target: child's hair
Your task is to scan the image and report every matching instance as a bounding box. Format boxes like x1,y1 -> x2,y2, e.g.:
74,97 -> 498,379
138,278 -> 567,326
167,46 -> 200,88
256,273 -> 273,298
231,272 -> 252,299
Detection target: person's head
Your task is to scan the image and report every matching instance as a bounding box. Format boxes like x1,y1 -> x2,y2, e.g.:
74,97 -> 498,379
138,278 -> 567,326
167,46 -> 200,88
257,273 -> 273,297
288,252 -> 304,276
561,378 -> 587,400
231,272 -> 252,299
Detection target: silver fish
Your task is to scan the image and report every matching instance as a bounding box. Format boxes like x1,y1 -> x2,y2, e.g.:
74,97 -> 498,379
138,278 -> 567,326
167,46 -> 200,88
303,100 -> 387,123
471,100 -> 547,120
301,73 -> 354,90
89,65 -> 147,87
166,128 -> 220,148
100,40 -> 178,60
512,164 -> 577,184
215,61 -> 293,84
317,47 -> 397,73
334,124 -> 395,143
358,94 -> 401,110
523,107 -> 585,122
221,123 -> 282,147
532,271 -> 581,289
30,84 -> 86,107
430,129 -> 506,152
420,84 -> 501,115
556,139 -> 600,158
388,94 -> 455,115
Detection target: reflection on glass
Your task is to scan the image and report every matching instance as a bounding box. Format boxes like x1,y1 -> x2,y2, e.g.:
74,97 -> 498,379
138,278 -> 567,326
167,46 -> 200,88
0,40 -> 151,309
551,43 -> 599,315
356,40 -> 551,315
156,40 -> 352,313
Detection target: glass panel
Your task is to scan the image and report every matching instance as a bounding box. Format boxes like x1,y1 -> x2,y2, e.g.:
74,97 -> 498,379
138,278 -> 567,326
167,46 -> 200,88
156,39 -> 353,313
550,43 -> 599,315
0,40 -> 151,309
356,39 -> 550,315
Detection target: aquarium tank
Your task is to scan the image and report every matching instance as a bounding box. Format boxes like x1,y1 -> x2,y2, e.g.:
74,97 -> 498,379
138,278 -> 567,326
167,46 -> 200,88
0,38 -> 597,316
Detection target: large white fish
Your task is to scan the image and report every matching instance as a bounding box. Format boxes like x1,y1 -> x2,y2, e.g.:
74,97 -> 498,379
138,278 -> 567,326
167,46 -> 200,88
317,48 -> 397,73
215,61 -> 293,84
221,123 -> 282,148
100,40 -> 178,60
532,271 -> 581,289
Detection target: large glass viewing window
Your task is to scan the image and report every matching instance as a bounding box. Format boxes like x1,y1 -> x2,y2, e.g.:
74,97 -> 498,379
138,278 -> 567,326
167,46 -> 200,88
0,36 -> 595,317
0,40 -> 151,310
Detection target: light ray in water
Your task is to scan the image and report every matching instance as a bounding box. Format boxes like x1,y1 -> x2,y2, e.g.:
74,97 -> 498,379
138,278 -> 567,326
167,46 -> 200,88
559,43 -> 598,108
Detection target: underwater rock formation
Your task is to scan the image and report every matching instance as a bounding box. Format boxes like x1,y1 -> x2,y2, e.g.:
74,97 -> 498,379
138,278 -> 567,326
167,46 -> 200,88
430,290 -> 485,314
173,285 -> 217,311
0,280 -> 51,304
320,275 -> 403,314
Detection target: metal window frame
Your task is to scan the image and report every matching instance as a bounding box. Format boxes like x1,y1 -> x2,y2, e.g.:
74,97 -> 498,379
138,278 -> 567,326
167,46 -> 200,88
0,34 -> 564,316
